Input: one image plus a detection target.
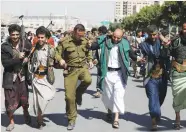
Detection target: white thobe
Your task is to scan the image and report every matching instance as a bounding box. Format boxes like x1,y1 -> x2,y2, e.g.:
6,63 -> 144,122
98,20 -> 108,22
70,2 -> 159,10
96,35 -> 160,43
102,45 -> 126,114
32,44 -> 56,115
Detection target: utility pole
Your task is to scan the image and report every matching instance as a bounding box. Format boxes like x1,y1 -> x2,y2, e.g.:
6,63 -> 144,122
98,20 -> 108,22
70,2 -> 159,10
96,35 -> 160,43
168,6 -> 171,39
49,13 -> 52,30
64,7 -> 68,31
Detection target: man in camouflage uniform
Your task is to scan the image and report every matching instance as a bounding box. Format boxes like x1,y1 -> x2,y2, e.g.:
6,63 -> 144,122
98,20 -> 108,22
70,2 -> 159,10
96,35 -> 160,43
55,24 -> 93,130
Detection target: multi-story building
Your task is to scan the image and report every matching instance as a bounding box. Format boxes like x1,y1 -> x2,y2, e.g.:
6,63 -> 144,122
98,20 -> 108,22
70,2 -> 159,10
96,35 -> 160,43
1,13 -> 89,33
15,15 -> 88,32
114,0 -> 164,22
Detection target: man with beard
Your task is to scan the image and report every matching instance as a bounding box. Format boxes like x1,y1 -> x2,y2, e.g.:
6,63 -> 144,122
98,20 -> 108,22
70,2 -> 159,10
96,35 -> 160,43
1,24 -> 31,131
88,28 -> 143,129
55,24 -> 93,130
170,23 -> 186,130
139,25 -> 169,131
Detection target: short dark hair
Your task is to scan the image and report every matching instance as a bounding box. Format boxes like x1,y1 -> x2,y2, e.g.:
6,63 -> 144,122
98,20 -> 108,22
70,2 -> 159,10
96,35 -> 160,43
160,29 -> 169,36
74,24 -> 85,32
136,29 -> 142,34
64,31 -> 70,37
91,28 -> 97,34
98,26 -> 107,35
8,24 -> 21,34
57,30 -> 61,33
36,26 -> 51,38
147,25 -> 158,34
136,29 -> 142,36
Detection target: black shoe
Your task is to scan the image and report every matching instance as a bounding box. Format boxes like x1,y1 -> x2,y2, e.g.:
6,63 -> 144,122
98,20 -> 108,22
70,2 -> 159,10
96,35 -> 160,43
67,122 -> 75,130
76,94 -> 82,106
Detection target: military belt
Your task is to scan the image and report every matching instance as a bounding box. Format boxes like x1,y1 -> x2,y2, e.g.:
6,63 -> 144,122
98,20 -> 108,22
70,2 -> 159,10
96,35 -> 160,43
35,71 -> 47,75
68,65 -> 83,68
34,65 -> 47,79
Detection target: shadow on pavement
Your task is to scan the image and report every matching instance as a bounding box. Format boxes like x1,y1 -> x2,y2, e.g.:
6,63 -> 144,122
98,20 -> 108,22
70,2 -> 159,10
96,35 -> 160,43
44,113 -> 68,127
56,88 -> 65,93
132,79 -> 143,83
136,85 -> 145,88
1,113 -> 49,129
55,88 -> 96,97
85,89 -> 97,96
121,112 -> 186,131
78,109 -> 112,124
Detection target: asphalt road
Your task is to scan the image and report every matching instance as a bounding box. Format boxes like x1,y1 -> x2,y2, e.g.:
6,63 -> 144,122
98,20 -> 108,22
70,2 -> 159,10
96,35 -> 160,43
1,67 -> 186,132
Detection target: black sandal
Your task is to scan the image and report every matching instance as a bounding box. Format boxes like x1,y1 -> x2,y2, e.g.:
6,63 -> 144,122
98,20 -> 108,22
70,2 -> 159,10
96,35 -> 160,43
112,121 -> 119,129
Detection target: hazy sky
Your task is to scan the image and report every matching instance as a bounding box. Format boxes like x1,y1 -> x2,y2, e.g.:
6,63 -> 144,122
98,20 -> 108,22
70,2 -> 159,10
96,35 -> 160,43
1,0 -> 115,25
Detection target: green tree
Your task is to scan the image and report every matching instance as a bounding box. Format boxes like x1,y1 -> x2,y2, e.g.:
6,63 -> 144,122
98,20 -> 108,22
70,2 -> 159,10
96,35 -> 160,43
160,1 -> 186,26
109,22 -> 122,32
120,1 -> 186,31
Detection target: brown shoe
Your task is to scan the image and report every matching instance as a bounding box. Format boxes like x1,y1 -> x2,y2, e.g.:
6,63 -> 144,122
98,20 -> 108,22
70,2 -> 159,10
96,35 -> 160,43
151,118 -> 157,131
173,123 -> 180,130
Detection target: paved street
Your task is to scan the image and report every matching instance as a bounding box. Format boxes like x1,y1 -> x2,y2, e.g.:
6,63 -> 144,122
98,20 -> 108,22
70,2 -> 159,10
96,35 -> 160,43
1,67 -> 186,132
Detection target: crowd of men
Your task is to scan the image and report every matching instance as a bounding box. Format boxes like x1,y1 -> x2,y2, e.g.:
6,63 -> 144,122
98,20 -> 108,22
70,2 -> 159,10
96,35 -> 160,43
1,22 -> 186,131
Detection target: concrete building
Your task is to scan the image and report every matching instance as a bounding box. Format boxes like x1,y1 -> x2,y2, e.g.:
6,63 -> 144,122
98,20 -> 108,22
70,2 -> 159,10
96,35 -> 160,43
1,13 -> 89,33
14,15 -> 88,32
114,0 -> 164,22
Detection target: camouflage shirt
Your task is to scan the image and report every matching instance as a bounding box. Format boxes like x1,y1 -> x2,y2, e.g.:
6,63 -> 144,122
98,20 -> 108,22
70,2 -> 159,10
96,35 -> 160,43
55,36 -> 93,67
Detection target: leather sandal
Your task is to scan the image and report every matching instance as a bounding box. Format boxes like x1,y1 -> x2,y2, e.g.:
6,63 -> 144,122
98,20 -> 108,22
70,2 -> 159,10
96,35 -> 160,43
93,92 -> 101,98
37,120 -> 43,130
173,123 -> 180,130
6,124 -> 14,131
112,121 -> 119,129
151,125 -> 157,131
151,118 -> 157,131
